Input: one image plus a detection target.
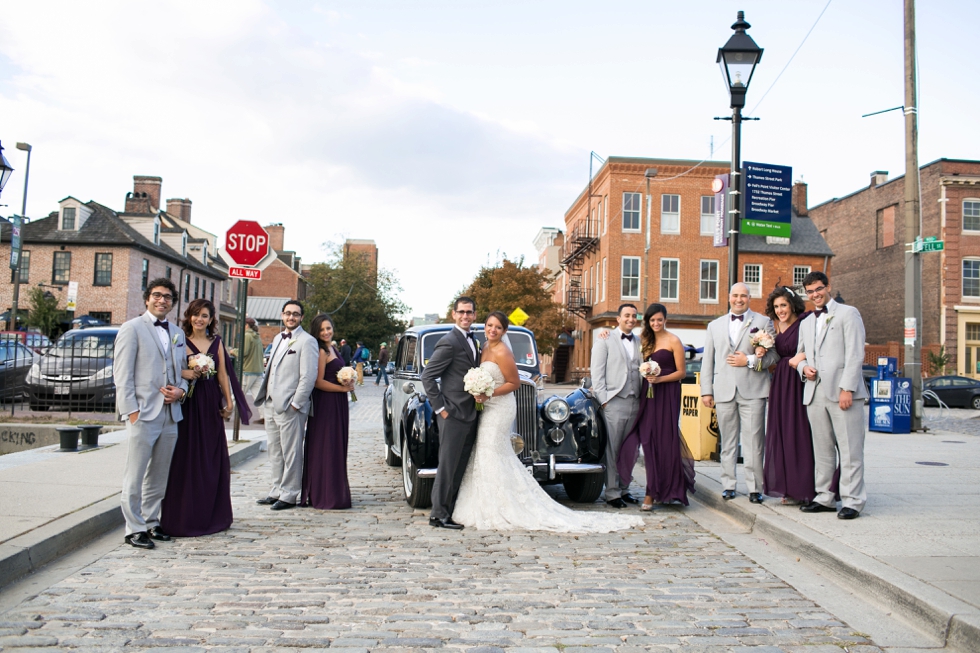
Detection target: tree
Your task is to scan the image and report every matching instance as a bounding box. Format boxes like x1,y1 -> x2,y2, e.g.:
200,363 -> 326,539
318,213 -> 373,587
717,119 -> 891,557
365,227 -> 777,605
26,287 -> 63,338
926,345 -> 950,376
303,242 -> 408,352
457,257 -> 570,355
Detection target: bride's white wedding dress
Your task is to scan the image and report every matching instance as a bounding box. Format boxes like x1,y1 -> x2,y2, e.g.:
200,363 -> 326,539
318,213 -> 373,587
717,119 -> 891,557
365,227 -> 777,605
453,361 -> 644,533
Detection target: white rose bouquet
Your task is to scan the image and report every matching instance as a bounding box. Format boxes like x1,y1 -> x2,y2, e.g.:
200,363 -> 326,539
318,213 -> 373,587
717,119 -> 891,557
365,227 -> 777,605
750,328 -> 775,351
463,366 -> 495,411
337,366 -> 358,402
185,353 -> 216,399
639,360 -> 661,398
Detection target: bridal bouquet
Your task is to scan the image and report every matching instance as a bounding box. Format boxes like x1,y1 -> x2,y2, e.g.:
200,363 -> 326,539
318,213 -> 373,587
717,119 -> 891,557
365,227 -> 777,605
185,353 -> 216,399
463,366 -> 495,411
639,360 -> 661,399
337,366 -> 358,402
750,328 -> 775,351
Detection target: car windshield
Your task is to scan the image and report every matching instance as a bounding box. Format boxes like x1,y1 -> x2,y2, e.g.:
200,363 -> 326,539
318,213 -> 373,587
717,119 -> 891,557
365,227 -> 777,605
49,334 -> 115,359
420,329 -> 537,369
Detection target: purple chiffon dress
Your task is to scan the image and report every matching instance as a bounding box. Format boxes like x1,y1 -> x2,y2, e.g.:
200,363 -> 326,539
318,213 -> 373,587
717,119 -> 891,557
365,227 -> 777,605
617,348 -> 696,505
301,348 -> 352,510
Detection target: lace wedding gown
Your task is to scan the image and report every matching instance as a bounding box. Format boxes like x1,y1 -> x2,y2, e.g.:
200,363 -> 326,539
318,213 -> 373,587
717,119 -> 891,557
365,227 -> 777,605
453,362 -> 644,533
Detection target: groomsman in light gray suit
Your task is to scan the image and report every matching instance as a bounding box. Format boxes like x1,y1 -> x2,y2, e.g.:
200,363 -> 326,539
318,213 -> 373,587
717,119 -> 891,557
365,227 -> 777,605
797,271 -> 868,520
254,300 -> 319,511
701,283 -> 779,503
114,278 -> 188,549
591,303 -> 642,508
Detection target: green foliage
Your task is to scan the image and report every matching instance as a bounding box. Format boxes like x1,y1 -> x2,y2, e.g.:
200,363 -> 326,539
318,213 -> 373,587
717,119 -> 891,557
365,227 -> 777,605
303,242 -> 408,352
926,345 -> 951,376
26,287 -> 62,337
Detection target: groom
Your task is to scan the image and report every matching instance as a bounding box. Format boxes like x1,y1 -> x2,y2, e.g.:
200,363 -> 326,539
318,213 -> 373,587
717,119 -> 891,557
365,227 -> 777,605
422,296 -> 480,530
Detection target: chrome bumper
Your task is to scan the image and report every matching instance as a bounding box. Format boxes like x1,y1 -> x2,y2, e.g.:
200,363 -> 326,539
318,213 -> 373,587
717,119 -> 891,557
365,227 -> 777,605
417,468 -> 438,479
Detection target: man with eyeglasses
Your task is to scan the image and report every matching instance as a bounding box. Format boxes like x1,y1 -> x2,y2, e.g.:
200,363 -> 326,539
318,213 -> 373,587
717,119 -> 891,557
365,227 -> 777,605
796,271 -> 868,520
114,278 -> 188,549
254,300 -> 318,511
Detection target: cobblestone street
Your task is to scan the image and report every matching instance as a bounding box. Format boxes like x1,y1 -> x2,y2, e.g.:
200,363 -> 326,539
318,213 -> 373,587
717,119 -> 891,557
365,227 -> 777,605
0,385 -> 885,652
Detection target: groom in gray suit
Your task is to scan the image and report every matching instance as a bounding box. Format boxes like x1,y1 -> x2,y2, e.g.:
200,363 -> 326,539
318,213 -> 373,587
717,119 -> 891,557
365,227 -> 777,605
114,278 -> 188,549
797,272 -> 868,520
422,296 -> 480,529
591,303 -> 642,508
254,300 -> 319,511
701,283 -> 779,503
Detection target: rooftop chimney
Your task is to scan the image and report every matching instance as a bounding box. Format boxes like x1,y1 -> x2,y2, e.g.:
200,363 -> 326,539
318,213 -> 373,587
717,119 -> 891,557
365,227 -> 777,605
166,198 -> 193,223
265,223 -> 285,252
871,170 -> 888,187
791,181 -> 808,217
123,176 -> 162,213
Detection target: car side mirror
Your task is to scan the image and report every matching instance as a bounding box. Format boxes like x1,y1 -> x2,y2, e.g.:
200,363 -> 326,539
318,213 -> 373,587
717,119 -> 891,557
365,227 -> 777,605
580,376 -> 592,390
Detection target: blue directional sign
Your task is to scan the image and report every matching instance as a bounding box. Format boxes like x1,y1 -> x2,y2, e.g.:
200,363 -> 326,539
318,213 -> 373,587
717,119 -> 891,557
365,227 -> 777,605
742,161 -> 792,238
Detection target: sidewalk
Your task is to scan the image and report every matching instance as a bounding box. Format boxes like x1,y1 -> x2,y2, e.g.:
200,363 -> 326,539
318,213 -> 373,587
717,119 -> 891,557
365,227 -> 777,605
688,425 -> 980,652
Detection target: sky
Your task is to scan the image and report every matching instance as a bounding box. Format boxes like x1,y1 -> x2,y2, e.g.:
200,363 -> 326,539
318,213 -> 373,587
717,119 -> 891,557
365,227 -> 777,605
1,0 -> 977,317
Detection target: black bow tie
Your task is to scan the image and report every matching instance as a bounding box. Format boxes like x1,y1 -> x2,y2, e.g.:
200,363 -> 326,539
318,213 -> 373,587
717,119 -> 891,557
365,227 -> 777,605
282,330 -> 292,338
621,333 -> 634,341
731,314 -> 744,322
465,332 -> 475,341
814,308 -> 828,317
154,320 -> 168,328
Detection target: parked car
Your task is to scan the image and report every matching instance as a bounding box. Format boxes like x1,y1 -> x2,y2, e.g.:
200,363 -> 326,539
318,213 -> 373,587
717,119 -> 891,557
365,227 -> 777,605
0,330 -> 51,354
923,375 -> 980,409
382,323 -> 607,508
25,327 -> 119,411
862,364 -> 878,394
0,340 -> 37,402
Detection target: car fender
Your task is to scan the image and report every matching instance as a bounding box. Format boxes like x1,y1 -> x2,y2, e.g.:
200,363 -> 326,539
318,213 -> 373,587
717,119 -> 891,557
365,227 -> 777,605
563,387 -> 606,463
402,393 -> 439,469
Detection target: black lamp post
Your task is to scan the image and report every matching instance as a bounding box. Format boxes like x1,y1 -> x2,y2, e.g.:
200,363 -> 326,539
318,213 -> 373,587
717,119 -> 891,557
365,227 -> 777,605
717,11 -> 763,295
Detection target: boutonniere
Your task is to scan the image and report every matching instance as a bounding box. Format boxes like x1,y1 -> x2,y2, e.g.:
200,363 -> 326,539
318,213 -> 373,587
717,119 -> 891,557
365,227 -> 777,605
172,334 -> 180,345
287,339 -> 296,349
825,315 -> 834,325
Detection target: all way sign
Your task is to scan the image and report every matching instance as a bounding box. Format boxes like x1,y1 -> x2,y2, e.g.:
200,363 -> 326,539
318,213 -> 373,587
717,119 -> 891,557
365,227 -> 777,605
229,266 -> 262,280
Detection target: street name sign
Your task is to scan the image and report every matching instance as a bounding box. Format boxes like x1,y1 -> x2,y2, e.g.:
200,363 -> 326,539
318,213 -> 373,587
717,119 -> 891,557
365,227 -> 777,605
742,161 -> 792,238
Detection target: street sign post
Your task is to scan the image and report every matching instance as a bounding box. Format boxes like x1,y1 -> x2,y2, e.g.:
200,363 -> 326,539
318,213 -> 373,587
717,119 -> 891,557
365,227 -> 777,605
742,161 -> 793,238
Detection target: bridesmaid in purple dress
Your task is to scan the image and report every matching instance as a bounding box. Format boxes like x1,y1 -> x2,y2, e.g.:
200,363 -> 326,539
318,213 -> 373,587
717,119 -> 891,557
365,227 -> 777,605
617,303 -> 696,510
161,299 -> 250,537
301,314 -> 354,510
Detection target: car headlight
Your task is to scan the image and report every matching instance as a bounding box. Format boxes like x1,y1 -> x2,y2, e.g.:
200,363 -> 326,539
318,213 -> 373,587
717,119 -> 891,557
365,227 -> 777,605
93,365 -> 113,380
29,364 -> 41,379
543,397 -> 570,423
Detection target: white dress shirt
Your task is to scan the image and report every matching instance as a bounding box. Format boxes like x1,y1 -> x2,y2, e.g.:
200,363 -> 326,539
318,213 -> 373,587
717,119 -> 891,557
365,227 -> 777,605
729,311 -> 757,367
617,329 -> 636,361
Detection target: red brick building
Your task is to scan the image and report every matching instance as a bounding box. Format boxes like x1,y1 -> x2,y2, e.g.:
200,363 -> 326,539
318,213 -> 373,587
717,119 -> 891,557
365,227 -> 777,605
243,223 -> 307,300
808,159 -> 980,377
546,156 -> 833,381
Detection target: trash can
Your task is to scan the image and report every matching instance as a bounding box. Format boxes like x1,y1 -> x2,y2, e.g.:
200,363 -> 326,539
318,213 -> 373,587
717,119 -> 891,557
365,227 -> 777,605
869,357 -> 911,433
680,373 -> 720,460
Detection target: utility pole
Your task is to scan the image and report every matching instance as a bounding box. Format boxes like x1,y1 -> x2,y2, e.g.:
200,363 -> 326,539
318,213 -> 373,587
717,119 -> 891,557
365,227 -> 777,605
903,0 -> 923,430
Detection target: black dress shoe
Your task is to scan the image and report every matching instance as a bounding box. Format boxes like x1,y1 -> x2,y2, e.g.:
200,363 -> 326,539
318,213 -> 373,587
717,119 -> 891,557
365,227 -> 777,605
125,532 -> 155,549
270,500 -> 296,511
837,507 -> 860,520
429,517 -> 464,530
749,493 -> 764,504
606,498 -> 628,509
800,501 -> 836,513
620,493 -> 640,505
722,490 -> 736,500
148,527 -> 172,541
256,496 -> 277,505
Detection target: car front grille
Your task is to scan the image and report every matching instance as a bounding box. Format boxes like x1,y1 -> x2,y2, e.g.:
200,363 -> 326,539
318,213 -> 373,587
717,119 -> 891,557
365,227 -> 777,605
515,381 -> 537,445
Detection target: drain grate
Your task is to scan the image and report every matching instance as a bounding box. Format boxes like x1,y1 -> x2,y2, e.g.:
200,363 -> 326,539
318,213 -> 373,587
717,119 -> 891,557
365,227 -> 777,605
915,461 -> 949,466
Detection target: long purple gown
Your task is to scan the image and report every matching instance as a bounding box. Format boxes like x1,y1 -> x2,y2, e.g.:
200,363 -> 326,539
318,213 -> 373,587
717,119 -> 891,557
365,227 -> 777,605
161,337 -> 236,536
301,348 -> 351,510
762,314 -> 816,502
617,348 -> 696,505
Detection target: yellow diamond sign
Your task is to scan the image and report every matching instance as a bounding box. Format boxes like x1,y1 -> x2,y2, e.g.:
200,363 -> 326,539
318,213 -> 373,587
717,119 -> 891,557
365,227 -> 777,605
508,307 -> 529,326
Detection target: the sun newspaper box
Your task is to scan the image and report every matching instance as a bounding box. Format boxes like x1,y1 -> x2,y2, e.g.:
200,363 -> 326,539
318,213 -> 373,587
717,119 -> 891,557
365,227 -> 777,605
680,372 -> 719,460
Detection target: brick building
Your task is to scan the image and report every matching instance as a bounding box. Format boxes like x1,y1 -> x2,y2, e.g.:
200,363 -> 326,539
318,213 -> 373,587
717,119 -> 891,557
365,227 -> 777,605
808,159 -> 980,377
243,223 -> 307,301
546,156 -> 833,381
343,239 -> 378,280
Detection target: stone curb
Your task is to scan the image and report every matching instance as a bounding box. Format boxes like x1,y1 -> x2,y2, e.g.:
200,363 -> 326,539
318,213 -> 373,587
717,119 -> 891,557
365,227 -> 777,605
691,473 -> 980,653
0,439 -> 263,590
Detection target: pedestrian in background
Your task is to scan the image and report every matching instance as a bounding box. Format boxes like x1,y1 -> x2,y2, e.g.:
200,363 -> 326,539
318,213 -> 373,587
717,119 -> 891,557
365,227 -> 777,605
340,339 -> 352,366
353,341 -> 368,385
375,342 -> 390,386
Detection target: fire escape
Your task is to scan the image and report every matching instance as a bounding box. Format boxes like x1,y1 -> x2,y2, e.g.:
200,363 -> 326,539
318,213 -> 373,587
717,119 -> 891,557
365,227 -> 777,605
561,152 -> 605,319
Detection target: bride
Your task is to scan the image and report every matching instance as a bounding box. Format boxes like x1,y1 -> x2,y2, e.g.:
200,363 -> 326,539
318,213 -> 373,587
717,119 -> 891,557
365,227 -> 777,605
452,311 -> 644,533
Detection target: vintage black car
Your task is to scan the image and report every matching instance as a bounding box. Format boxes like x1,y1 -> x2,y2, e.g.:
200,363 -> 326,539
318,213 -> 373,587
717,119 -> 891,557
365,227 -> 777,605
382,323 -> 607,508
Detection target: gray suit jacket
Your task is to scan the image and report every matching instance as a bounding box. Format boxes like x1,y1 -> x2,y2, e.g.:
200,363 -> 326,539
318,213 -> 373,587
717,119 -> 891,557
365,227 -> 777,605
254,326 -> 319,414
590,329 -> 642,405
700,310 -> 779,402
114,312 -> 189,422
421,327 -> 480,424
797,299 -> 868,404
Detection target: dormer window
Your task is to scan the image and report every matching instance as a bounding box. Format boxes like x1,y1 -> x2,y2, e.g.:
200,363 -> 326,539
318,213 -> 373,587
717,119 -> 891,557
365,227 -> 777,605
181,231 -> 188,257
201,246 -> 207,264
62,207 -> 76,230
153,217 -> 161,245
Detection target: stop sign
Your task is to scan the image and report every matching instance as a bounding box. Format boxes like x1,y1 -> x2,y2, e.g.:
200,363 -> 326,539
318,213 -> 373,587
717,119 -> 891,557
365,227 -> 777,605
225,220 -> 270,267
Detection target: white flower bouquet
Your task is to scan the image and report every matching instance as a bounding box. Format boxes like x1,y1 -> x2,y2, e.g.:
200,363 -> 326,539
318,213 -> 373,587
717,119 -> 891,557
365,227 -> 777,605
750,329 -> 775,351
639,360 -> 661,398
337,366 -> 358,402
463,366 -> 495,411
185,353 -> 216,399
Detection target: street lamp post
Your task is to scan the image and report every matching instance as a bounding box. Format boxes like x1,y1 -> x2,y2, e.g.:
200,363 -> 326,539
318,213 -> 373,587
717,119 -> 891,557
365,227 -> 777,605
9,142 -> 32,332
716,11 -> 763,297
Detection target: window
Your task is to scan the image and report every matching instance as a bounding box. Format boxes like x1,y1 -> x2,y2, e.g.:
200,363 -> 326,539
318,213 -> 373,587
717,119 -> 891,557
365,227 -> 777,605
52,251 -> 71,284
601,257 -> 607,301
141,259 -> 149,290
621,257 -> 640,299
10,250 -> 29,283
194,276 -> 200,299
877,205 -> 897,248
661,194 -> 680,234
967,323 -> 980,341
165,266 -> 172,279
94,253 -> 113,286
89,311 -> 111,324
660,258 -> 679,301
153,218 -> 160,244
964,259 -> 980,298
184,273 -> 191,302
743,264 -> 762,297
700,260 -> 719,302
793,265 -> 811,287
965,200 -> 980,232
202,247 -> 208,264
700,196 -> 715,235
181,232 -> 187,256
622,193 -> 641,231
210,282 -> 215,304
62,207 -> 76,230
603,196 -> 608,235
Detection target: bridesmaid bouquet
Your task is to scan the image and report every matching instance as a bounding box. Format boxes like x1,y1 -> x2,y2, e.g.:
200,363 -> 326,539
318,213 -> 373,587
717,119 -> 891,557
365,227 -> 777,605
639,360 -> 661,399
750,329 -> 775,350
463,366 -> 495,411
185,353 -> 216,399
337,366 -> 358,402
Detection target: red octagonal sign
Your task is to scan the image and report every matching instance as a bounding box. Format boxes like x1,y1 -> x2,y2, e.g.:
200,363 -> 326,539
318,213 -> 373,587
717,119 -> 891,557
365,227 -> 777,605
225,220 -> 270,267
